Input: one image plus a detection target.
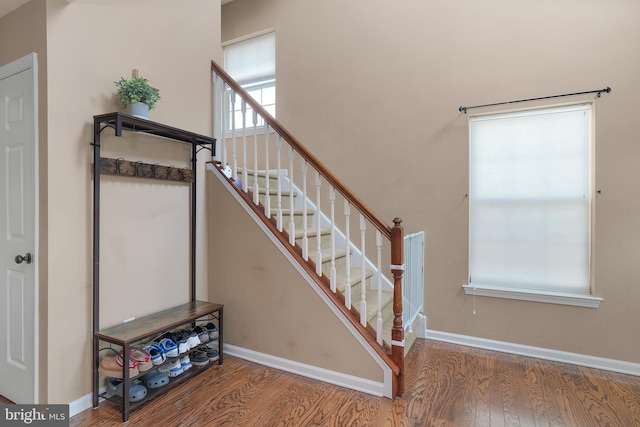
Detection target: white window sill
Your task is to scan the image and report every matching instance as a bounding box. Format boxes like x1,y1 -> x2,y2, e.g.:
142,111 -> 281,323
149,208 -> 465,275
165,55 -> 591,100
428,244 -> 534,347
462,284 -> 602,308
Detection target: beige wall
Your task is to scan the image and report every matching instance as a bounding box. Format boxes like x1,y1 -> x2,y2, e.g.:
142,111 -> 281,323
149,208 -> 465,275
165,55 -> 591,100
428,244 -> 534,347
222,0 -> 640,364
0,0 -> 49,404
2,0 -> 221,405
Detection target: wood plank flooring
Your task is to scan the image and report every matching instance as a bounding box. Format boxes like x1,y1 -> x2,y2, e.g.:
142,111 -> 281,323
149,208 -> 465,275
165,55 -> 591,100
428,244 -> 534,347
8,339 -> 640,426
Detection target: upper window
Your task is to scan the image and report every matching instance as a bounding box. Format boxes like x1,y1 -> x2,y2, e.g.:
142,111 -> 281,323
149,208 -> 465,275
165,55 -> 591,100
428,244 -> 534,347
223,32 -> 275,131
467,103 -> 600,307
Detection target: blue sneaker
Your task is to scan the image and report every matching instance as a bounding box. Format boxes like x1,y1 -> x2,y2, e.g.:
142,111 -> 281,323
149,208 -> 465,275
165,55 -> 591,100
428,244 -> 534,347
143,343 -> 166,366
159,338 -> 178,358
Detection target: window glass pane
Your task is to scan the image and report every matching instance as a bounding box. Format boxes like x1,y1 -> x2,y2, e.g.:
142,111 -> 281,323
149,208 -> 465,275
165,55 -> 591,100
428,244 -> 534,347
262,85 -> 276,106
247,88 -> 262,104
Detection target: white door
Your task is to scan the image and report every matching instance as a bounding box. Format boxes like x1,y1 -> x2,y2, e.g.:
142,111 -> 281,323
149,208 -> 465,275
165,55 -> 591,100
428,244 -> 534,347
0,53 -> 38,404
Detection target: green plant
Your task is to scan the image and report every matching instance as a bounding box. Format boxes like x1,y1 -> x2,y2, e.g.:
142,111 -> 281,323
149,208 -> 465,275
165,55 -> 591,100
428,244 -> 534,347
114,76 -> 161,110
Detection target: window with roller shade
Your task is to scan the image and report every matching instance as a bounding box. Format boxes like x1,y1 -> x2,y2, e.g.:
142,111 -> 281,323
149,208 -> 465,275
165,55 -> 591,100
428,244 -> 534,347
223,32 -> 275,131
467,103 -> 595,302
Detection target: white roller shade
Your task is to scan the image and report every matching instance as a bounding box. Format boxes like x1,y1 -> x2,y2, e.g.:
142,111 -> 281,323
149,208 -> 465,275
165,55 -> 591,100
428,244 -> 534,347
469,103 -> 592,294
224,32 -> 275,85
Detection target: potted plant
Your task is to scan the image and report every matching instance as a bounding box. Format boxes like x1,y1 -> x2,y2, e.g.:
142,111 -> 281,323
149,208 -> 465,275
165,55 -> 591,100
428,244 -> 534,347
114,76 -> 160,119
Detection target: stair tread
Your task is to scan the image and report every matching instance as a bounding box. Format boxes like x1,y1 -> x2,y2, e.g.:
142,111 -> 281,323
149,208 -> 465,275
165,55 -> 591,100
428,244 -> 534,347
334,268 -> 374,291
273,208 -> 316,216
258,187 -> 297,195
295,228 -> 332,239
237,168 -> 284,178
357,289 -> 394,324
312,247 -> 348,263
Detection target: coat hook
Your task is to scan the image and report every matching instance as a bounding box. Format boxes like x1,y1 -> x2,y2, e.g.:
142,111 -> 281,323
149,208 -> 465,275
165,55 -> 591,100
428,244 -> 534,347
152,163 -> 160,179
116,158 -> 125,175
166,165 -> 173,180
135,161 -> 143,177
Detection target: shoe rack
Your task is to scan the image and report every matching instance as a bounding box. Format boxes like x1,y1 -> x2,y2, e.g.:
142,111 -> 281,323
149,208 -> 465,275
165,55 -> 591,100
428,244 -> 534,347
91,112 -> 219,422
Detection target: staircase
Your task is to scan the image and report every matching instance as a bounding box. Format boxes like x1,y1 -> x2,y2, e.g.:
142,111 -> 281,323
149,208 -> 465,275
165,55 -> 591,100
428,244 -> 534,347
247,168 -> 396,343
210,60 -> 407,398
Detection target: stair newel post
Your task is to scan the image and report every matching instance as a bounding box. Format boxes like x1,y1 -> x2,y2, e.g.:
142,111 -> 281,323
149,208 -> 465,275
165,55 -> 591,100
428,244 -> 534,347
344,200 -> 352,309
288,144 -> 295,245
252,110 -> 259,204
275,134 -> 283,232
264,122 -> 271,218
301,159 -> 309,260
329,186 -> 337,292
390,217 -> 405,397
241,99 -> 248,193
360,215 -> 367,326
315,171 -> 322,276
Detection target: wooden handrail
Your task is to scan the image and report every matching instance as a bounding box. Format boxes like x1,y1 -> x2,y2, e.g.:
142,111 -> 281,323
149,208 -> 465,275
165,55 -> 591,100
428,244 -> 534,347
211,60 -> 391,239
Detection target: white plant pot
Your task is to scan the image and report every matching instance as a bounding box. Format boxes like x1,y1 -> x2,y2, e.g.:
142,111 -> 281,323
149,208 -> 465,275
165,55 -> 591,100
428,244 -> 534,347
126,102 -> 150,119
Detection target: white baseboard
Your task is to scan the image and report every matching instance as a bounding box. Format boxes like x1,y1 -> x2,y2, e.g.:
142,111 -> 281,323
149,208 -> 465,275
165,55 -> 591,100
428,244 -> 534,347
224,343 -> 385,397
426,329 -> 640,376
68,386 -> 105,418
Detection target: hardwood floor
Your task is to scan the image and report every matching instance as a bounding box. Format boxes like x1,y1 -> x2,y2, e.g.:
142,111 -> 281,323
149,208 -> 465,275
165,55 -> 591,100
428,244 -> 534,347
65,339 -> 640,426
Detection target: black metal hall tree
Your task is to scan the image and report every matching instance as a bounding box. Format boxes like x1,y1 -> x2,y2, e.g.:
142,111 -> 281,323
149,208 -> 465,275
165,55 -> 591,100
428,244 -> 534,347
91,112 -> 220,422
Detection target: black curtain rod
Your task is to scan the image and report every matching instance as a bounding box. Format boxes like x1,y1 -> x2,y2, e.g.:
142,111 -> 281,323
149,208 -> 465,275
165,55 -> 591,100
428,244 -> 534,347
458,86 -> 611,114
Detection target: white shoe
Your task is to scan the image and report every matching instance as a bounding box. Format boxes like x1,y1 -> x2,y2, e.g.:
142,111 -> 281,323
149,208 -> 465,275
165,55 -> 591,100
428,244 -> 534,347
180,355 -> 192,372
159,359 -> 183,377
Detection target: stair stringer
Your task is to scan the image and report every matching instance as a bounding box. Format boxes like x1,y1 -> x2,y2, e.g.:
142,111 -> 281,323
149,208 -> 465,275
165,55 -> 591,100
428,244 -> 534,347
208,163 -> 395,398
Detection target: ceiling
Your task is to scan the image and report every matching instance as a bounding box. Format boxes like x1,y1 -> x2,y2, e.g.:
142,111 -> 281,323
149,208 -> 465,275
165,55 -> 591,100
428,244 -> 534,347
0,0 -> 233,20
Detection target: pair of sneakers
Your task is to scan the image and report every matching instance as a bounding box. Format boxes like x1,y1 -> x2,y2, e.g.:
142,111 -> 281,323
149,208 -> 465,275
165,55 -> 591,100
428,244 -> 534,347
158,330 -> 201,356
193,323 -> 219,343
158,353 -> 192,378
190,341 -> 220,366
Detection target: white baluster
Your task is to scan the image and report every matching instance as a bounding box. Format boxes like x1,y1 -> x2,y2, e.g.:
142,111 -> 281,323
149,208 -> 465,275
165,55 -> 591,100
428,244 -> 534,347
288,145 -> 295,245
301,160 -> 308,261
241,99 -> 248,193
376,230 -> 383,344
214,76 -> 224,165
344,201 -> 351,310
315,171 -> 322,276
329,187 -> 336,292
360,214 -> 367,326
264,123 -> 271,217
275,134 -> 283,231
230,91 -> 238,180
252,110 -> 259,204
